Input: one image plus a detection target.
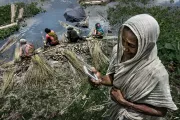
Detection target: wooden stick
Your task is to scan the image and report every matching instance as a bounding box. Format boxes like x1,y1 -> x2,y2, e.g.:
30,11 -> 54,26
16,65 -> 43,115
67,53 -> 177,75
18,8 -> 24,20
11,4 -> 16,23
0,22 -> 17,30
83,1 -> 103,5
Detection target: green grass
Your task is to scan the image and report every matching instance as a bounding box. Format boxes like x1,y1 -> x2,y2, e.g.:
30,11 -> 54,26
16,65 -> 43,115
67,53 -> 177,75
0,5 -> 11,26
0,25 -> 19,40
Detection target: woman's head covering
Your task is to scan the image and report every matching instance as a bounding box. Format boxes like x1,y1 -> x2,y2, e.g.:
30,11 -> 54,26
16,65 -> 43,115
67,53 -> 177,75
95,23 -> 101,29
20,39 -> 27,44
119,14 -> 160,62
107,14 -> 177,114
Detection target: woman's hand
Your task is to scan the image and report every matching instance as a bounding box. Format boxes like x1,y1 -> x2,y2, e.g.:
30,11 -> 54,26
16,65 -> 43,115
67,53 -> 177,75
88,67 -> 102,86
110,87 -> 126,105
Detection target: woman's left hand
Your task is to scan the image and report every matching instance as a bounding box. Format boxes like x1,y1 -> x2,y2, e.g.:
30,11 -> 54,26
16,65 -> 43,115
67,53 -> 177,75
110,87 -> 126,105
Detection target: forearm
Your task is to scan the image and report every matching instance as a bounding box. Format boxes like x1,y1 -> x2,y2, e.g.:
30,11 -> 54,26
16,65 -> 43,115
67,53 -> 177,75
122,100 -> 167,117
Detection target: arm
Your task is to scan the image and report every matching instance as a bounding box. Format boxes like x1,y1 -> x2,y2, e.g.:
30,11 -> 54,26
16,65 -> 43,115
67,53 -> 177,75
123,100 -> 167,117
111,88 -> 167,117
19,47 -> 22,57
45,34 -> 49,44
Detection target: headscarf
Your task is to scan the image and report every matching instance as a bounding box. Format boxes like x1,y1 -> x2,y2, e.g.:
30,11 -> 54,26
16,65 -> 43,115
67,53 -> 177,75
106,14 -> 177,120
20,39 -> 27,44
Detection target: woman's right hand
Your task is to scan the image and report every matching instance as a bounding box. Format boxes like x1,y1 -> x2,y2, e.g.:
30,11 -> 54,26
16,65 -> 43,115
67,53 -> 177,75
88,67 -> 102,86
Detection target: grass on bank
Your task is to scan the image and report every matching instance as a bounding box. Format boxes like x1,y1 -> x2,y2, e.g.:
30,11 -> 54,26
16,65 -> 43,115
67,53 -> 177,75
0,69 -> 15,96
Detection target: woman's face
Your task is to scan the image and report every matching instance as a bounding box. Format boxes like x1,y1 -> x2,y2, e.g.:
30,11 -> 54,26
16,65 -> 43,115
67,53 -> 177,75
122,27 -> 138,59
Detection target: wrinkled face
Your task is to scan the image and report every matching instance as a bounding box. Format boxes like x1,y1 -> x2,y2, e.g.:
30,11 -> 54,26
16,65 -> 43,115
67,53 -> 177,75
122,27 -> 138,59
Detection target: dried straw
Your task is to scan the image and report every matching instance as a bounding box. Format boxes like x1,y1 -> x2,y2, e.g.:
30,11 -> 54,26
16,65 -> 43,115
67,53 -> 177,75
0,69 -> 15,95
14,43 -> 20,62
24,54 -> 56,88
63,49 -> 85,77
88,40 -> 109,70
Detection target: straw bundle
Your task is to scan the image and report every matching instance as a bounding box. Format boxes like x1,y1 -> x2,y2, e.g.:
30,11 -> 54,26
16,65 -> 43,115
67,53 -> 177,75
0,69 -> 15,95
14,43 -> 21,62
88,40 -> 109,70
24,54 -> 56,88
63,50 -> 85,78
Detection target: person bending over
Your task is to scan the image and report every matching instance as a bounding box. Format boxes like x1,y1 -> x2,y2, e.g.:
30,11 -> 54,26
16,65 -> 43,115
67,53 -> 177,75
44,28 -> 59,46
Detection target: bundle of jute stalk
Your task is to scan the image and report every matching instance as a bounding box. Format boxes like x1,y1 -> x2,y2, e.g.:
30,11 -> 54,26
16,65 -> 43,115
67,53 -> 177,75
14,43 -> 20,62
24,54 -> 57,88
88,40 -> 109,70
63,49 -> 86,79
0,69 -> 15,96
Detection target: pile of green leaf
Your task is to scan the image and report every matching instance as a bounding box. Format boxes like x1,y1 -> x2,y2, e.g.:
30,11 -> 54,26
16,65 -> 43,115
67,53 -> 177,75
108,1 -> 180,119
0,2 -> 43,40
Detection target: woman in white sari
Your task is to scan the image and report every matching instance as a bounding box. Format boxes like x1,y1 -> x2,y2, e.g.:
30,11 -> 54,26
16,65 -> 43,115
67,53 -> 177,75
90,14 -> 177,120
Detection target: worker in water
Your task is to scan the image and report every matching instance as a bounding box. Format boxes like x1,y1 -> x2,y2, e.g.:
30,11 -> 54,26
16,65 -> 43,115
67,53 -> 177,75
44,28 -> 59,46
92,23 -> 104,38
19,39 -> 34,59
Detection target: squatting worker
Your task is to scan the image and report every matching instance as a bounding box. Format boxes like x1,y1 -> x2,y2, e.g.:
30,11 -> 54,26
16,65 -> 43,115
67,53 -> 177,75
19,39 -> 34,59
44,28 -> 59,46
66,27 -> 83,43
89,14 -> 177,120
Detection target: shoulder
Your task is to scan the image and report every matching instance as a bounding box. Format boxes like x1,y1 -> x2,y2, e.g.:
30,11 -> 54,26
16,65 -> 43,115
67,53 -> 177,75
145,61 -> 168,81
46,34 -> 49,37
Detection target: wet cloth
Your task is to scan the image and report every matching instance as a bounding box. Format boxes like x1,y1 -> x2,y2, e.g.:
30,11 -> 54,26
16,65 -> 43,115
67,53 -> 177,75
106,14 -> 177,120
46,30 -> 59,45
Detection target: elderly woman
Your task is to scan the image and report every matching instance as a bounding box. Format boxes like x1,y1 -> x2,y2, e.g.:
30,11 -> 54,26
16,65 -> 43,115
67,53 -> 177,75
90,14 -> 177,120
